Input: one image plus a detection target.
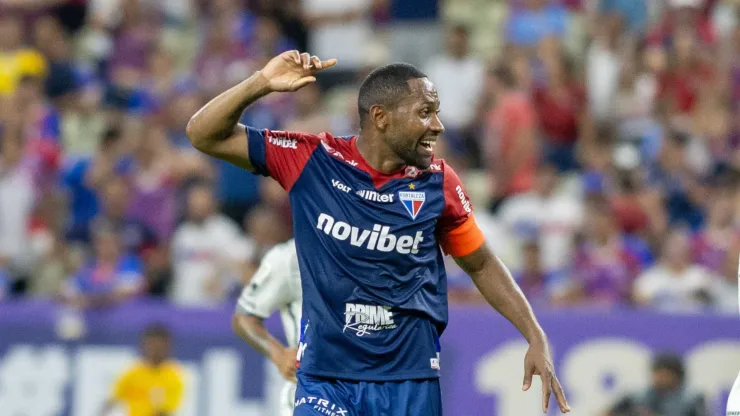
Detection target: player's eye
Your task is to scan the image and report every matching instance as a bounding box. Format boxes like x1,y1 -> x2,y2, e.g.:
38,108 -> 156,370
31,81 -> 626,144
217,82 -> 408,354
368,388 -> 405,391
420,109 -> 430,117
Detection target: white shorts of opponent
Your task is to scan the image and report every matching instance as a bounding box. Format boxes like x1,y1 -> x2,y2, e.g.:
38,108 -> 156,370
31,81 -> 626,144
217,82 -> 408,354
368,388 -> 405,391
282,381 -> 297,416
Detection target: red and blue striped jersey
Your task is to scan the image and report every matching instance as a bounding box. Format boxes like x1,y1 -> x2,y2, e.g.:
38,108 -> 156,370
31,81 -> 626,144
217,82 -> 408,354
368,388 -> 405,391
247,126 -> 483,381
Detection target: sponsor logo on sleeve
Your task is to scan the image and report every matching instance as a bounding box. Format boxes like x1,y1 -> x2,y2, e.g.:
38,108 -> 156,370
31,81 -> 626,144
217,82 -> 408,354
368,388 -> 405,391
455,185 -> 472,213
268,136 -> 298,149
322,141 -> 358,166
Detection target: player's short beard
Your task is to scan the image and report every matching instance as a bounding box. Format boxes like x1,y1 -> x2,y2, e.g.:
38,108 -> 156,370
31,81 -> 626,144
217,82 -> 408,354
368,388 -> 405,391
386,134 -> 431,170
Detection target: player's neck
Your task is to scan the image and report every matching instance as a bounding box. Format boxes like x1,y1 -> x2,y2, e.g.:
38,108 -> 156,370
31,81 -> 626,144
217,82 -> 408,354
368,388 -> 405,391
145,358 -> 166,367
356,132 -> 406,175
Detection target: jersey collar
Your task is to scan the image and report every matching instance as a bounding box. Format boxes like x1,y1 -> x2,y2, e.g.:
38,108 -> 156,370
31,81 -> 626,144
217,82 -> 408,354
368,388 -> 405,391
347,137 -> 433,189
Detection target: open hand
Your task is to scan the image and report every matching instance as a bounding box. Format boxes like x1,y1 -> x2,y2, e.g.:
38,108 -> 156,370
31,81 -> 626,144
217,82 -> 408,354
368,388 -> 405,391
523,341 -> 571,413
260,50 -> 338,92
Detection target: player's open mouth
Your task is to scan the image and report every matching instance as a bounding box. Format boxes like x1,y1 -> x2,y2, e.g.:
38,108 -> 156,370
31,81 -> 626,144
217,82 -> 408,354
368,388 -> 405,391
418,138 -> 436,155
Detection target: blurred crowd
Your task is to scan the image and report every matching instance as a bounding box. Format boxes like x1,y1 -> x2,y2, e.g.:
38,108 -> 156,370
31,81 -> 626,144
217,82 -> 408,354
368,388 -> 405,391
0,0 -> 738,315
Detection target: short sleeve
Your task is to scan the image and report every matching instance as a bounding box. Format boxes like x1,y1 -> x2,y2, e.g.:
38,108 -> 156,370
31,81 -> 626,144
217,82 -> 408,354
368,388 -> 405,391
437,164 -> 486,257
236,247 -> 291,318
246,127 -> 321,191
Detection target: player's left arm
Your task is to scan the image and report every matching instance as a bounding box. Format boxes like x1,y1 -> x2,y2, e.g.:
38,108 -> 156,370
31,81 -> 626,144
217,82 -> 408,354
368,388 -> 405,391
437,164 -> 570,414
453,246 -> 569,414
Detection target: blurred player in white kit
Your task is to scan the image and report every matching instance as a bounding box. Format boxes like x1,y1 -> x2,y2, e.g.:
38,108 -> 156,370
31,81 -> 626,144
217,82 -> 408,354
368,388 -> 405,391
232,239 -> 301,416
726,256 -> 740,414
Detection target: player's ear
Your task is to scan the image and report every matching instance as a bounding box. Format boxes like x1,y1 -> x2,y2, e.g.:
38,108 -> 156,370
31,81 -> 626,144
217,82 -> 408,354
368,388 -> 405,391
369,105 -> 388,131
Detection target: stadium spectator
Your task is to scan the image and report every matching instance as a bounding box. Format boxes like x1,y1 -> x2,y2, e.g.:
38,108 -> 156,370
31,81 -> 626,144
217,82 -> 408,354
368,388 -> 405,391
658,25 -> 716,117
645,130 -> 706,231
108,0 -> 161,76
243,204 -> 292,266
75,175 -> 160,258
691,179 -> 740,275
0,125 -> 35,290
101,324 -> 184,416
60,221 -> 144,309
514,238 -> 576,308
605,352 -> 707,416
585,12 -> 624,121
248,16 -> 298,63
569,197 -> 652,307
26,191 -> 72,298
533,52 -> 587,172
63,127 -> 124,239
0,14 -> 47,97
484,63 -> 538,209
170,184 -> 249,307
259,0 -> 309,52
634,228 -> 720,313
647,0 -> 717,47
303,0 -> 374,70
423,24 -> 485,159
282,83 -> 332,134
195,13 -> 252,100
127,123 -> 177,241
599,0 -> 649,35
165,87 -> 206,150
505,0 -> 568,49
498,162 -> 583,273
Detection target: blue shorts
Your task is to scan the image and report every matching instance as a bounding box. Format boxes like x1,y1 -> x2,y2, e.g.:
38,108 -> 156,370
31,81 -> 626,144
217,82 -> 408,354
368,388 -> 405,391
293,374 -> 442,416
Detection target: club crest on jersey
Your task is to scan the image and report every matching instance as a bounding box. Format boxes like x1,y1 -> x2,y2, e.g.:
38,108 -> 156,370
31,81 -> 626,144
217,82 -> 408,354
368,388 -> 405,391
399,191 -> 425,220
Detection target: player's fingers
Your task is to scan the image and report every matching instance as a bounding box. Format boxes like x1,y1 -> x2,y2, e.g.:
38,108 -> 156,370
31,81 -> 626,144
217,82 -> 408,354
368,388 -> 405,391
522,362 -> 534,391
300,52 -> 311,70
310,55 -> 322,69
291,76 -> 316,90
541,374 -> 552,414
320,58 -> 338,69
291,50 -> 301,65
551,376 -> 571,413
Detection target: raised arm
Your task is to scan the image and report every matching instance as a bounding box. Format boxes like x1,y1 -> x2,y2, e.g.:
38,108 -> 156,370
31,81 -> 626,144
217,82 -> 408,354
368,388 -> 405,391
185,50 -> 337,171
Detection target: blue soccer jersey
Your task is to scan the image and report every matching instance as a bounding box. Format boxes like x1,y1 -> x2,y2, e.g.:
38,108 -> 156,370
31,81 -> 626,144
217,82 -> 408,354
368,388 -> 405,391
247,127 -> 483,381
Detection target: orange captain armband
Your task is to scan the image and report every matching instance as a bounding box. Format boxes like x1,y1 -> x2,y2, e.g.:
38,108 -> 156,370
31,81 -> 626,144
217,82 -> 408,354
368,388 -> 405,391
439,215 -> 486,257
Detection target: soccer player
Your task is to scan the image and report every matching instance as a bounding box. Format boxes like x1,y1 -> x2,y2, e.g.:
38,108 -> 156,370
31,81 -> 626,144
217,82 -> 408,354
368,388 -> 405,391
233,239 -> 301,416
186,50 -> 570,415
